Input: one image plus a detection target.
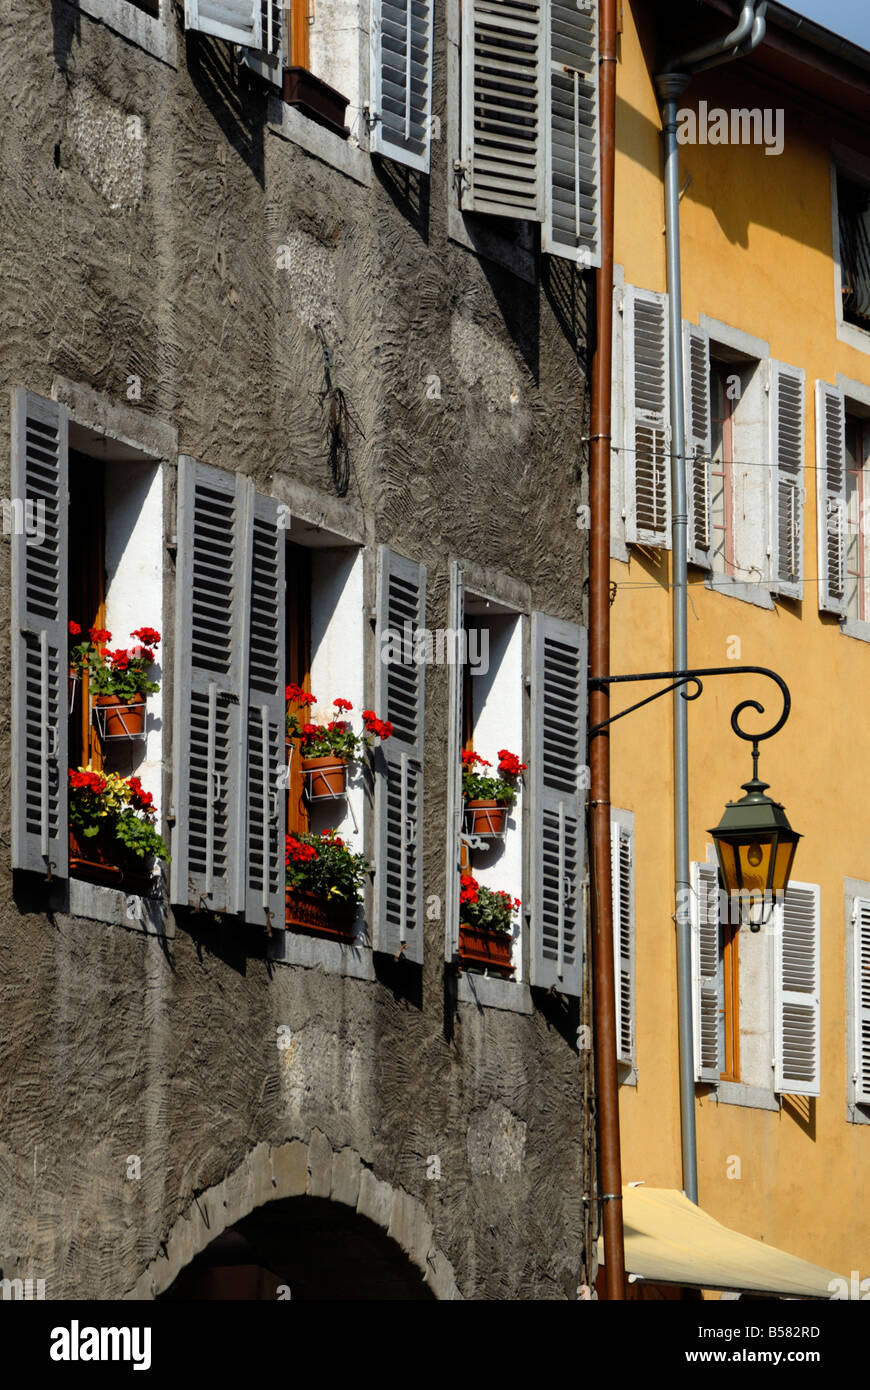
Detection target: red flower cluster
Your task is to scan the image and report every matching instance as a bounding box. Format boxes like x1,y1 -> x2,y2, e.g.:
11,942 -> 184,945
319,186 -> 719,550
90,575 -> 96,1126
69,768 -> 107,794
286,834 -> 318,866
300,722 -> 320,738
89,627 -> 112,644
131,627 -> 161,646
497,749 -> 527,778
460,873 -> 479,905
362,710 -> 393,740
327,720 -> 350,734
127,775 -> 154,811
104,649 -> 131,671
286,683 -> 316,707
68,621 -> 81,636
496,890 -> 521,912
333,697 -> 353,712
461,750 -> 491,768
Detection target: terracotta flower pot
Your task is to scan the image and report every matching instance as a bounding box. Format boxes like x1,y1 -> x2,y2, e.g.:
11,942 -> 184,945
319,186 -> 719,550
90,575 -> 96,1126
458,925 -> 515,975
94,693 -> 146,738
464,800 -> 507,835
285,887 -> 357,942
68,825 -> 152,894
282,67 -> 349,139
301,755 -> 347,799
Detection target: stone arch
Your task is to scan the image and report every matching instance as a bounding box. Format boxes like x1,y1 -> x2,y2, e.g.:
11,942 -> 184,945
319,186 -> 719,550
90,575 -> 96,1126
128,1132 -> 461,1300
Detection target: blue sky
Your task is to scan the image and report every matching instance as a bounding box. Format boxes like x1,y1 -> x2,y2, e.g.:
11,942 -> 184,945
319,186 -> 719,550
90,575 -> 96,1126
785,0 -> 870,49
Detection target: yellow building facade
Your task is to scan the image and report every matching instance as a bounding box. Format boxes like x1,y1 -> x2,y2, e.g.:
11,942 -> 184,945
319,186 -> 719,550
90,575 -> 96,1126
610,0 -> 870,1290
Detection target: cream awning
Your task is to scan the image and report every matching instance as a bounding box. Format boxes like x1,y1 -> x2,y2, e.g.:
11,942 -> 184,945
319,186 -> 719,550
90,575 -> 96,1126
597,1186 -> 841,1298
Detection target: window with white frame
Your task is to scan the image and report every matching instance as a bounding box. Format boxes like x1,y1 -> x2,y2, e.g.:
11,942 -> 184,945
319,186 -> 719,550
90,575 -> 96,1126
816,380 -> 870,625
835,164 -> 870,334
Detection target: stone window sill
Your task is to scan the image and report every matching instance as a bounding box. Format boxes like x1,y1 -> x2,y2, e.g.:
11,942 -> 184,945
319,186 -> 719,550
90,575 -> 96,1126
73,0 -> 177,67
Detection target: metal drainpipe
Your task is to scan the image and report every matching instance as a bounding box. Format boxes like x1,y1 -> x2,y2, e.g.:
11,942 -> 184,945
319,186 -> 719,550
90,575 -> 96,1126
589,0 -> 624,1298
655,2 -> 767,1206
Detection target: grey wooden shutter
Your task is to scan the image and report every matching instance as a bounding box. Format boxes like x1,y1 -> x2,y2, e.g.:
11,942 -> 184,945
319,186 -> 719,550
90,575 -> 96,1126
10,389 -> 69,878
853,897 -> 870,1106
184,0 -> 262,48
611,817 -> 634,1067
624,286 -> 671,547
542,0 -> 600,266
691,861 -> 721,1082
460,0 -> 545,220
444,560 -> 464,961
373,547 -> 426,962
815,380 -> 847,617
770,362 -> 805,600
171,458 -> 247,915
241,487 -> 286,929
529,613 -> 586,997
774,882 -> 820,1097
684,323 -> 712,569
370,0 -> 434,172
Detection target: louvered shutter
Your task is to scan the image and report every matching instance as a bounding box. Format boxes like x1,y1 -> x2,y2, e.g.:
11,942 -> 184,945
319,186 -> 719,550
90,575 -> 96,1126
684,323 -> 712,569
770,362 -> 805,600
691,861 -> 721,1082
774,882 -> 820,1097
10,389 -> 69,878
529,613 -> 586,997
444,560 -> 464,960
373,547 -> 426,962
815,380 -> 847,617
611,818 -> 634,1066
853,898 -> 870,1105
624,286 -> 671,547
171,458 -> 247,915
241,487 -> 286,929
184,0 -> 262,48
460,0 -> 545,221
370,0 -> 434,172
542,0 -> 600,266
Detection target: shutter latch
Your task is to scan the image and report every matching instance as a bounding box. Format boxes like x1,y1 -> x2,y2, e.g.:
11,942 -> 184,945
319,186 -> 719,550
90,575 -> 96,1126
363,105 -> 381,130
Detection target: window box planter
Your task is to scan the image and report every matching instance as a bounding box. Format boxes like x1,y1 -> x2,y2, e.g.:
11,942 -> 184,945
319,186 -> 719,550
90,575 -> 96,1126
282,67 -> 349,139
93,693 -> 147,740
458,925 -> 515,976
285,887 -> 357,942
68,826 -> 153,894
464,800 -> 507,836
301,755 -> 347,800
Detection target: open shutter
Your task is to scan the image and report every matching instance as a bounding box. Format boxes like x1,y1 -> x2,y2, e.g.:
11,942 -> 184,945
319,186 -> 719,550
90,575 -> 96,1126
529,613 -> 586,997
542,0 -> 600,266
370,0 -> 434,172
460,0 -> 544,220
691,861 -> 721,1082
184,0 -> 262,48
241,488 -> 286,929
815,380 -> 847,617
853,898 -> 870,1105
10,389 -> 69,878
684,323 -> 712,569
171,458 -> 246,915
444,561 -> 465,960
770,362 -> 805,600
774,882 -> 820,1097
373,547 -> 426,961
624,286 -> 671,547
611,818 -> 634,1066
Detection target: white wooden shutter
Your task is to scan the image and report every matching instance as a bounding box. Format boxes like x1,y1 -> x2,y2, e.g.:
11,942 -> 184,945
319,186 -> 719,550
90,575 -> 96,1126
774,882 -> 820,1097
444,561 -> 464,961
529,613 -> 587,997
853,898 -> 870,1105
10,389 -> 69,879
542,0 -> 600,266
611,818 -> 634,1067
460,0 -> 544,221
370,0 -> 434,172
241,487 -> 286,929
691,861 -> 721,1082
683,323 -> 712,569
184,0 -> 262,48
171,458 -> 247,915
770,362 -> 805,600
373,547 -> 427,962
815,380 -> 847,617
624,286 -> 671,548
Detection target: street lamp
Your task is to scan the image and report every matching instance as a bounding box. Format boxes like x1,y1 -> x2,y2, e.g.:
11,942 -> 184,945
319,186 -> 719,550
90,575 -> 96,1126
708,742 -> 801,930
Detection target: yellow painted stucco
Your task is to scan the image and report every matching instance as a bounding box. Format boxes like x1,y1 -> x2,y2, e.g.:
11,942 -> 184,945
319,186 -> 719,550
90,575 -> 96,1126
611,2 -> 870,1288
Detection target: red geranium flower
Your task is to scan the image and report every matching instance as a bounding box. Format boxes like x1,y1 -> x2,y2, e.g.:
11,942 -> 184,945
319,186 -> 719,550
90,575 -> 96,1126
68,620 -> 81,636
89,627 -> 112,644
333,698 -> 353,712
459,872 -> 479,905
286,683 -> 316,706
131,627 -> 161,646
497,749 -> 527,777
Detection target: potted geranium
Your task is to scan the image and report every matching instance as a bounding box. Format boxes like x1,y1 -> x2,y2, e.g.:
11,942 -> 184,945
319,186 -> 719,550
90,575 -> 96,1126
68,767 -> 168,889
462,748 -> 527,836
285,829 -> 372,941
286,686 -> 393,799
70,626 -> 161,739
458,874 -> 519,976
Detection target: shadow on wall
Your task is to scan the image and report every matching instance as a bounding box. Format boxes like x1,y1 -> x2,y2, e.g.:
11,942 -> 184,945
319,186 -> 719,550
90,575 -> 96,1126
374,157 -> 430,244
187,32 -> 266,189
50,0 -> 81,73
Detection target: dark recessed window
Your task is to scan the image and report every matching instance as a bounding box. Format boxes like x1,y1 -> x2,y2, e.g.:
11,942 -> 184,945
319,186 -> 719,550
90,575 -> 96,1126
837,171 -> 870,330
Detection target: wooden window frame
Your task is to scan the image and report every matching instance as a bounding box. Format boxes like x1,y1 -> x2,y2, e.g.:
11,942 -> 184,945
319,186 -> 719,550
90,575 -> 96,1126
285,542 -> 312,837
68,451 -> 107,774
720,919 -> 740,1083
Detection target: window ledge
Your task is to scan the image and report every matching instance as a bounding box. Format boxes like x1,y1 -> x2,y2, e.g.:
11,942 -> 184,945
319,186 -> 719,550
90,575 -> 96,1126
266,96 -> 371,187
269,929 -> 376,979
847,1100 -> 870,1126
447,208 -> 537,286
618,1061 -> 638,1088
710,1080 -> 779,1111
840,617 -> 870,644
837,319 -> 870,356
704,574 -> 774,610
456,973 -> 532,1014
72,0 -> 177,67
68,878 -> 171,935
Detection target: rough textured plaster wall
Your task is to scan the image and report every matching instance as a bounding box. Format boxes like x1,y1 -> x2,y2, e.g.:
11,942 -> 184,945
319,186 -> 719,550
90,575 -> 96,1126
0,0 -> 591,1299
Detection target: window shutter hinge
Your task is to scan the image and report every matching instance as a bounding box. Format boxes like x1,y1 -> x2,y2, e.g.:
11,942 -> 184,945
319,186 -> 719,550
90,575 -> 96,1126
363,106 -> 380,130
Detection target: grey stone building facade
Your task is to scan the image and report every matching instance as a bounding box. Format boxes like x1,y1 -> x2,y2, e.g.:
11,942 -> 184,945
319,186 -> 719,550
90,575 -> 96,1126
1,0 -> 598,1298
